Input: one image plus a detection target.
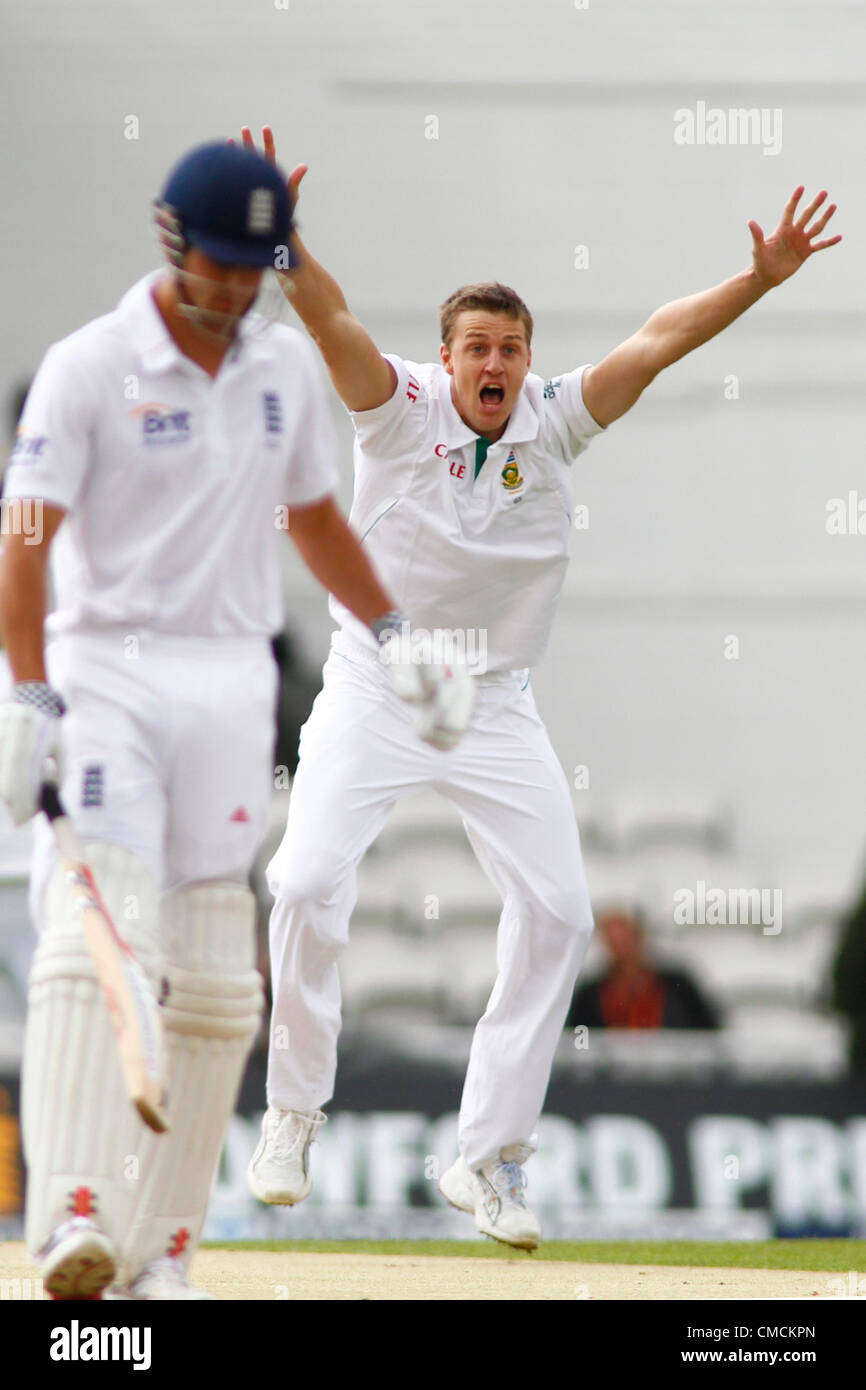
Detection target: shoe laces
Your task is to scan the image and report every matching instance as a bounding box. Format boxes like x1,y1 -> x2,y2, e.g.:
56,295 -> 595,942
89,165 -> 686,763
491,1160 -> 528,1207
269,1109 -> 326,1159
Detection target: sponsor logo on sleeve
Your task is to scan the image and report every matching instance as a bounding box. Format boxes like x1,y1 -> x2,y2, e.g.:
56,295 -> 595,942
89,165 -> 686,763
10,428 -> 48,462
543,376 -> 563,400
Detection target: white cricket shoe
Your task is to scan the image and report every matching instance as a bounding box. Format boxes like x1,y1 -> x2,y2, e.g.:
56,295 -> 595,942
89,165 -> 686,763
439,1148 -> 542,1251
39,1216 -> 117,1300
247,1105 -> 327,1205
112,1256 -> 213,1301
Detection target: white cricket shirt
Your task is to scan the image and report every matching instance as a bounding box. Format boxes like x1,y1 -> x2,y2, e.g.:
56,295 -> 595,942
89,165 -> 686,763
330,355 -> 604,671
4,271 -> 337,637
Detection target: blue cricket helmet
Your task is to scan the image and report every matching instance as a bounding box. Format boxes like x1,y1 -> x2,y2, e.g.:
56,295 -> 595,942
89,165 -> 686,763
157,141 -> 295,269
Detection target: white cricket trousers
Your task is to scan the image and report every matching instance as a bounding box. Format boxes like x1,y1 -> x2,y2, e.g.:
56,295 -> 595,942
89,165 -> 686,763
30,628 -> 278,906
266,630 -> 594,1170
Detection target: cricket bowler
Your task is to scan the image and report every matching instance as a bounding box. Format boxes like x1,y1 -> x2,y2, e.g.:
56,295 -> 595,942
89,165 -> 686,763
246,126 -> 840,1250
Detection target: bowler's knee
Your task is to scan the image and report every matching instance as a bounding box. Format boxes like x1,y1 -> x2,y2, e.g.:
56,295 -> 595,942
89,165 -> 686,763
548,888 -> 595,953
267,848 -> 354,911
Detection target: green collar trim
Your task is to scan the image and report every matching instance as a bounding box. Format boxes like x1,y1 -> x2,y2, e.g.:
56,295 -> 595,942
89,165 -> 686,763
474,437 -> 491,480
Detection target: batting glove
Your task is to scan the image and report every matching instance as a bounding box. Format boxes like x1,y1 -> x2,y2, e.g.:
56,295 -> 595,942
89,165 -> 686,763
372,612 -> 475,752
0,682 -> 66,825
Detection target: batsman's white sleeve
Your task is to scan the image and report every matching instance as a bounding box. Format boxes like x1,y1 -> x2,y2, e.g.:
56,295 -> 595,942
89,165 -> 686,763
4,339 -> 95,511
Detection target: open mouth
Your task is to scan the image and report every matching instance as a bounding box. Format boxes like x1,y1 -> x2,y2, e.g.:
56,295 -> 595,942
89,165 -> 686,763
479,385 -> 504,408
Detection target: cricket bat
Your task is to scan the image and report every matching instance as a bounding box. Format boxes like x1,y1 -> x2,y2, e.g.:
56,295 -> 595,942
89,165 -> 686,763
39,783 -> 169,1134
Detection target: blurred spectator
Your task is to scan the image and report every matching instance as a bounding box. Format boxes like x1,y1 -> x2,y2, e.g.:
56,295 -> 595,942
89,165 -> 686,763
831,882 -> 866,1074
567,907 -> 721,1030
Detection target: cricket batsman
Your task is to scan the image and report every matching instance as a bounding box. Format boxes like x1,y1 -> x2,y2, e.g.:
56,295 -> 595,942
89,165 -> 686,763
245,126 -> 840,1250
0,140 -> 471,1299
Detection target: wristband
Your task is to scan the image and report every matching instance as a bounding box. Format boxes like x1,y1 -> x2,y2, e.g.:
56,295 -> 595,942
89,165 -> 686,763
370,610 -> 408,645
13,682 -> 66,718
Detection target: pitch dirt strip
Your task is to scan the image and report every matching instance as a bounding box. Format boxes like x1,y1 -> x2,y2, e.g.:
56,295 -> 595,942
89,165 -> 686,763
191,1251 -> 839,1300
0,1243 -> 840,1299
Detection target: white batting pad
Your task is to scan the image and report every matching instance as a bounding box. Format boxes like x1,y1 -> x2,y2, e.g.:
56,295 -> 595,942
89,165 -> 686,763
118,881 -> 263,1282
22,842 -> 161,1259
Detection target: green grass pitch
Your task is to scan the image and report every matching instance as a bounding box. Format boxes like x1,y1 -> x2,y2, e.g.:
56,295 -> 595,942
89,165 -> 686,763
205,1239 -> 866,1271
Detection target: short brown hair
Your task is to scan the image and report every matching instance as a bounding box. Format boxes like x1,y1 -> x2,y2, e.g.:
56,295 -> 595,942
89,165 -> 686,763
439,282 -> 533,349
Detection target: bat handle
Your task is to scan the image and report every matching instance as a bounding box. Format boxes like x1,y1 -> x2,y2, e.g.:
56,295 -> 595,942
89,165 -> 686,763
39,782 -> 65,823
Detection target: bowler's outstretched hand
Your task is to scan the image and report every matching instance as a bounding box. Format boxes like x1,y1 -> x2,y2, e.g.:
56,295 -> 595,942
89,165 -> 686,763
749,186 -> 841,288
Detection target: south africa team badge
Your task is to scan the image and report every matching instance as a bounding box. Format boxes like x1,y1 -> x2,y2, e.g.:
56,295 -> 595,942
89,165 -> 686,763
501,450 -> 525,501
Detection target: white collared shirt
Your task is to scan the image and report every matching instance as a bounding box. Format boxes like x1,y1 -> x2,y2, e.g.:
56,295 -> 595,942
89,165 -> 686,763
330,355 -> 604,671
4,271 -> 337,638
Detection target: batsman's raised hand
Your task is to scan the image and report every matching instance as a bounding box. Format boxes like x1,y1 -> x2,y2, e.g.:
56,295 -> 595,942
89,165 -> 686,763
749,186 -> 841,288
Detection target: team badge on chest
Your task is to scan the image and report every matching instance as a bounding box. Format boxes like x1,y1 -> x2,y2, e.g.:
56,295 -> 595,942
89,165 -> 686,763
501,450 -> 525,499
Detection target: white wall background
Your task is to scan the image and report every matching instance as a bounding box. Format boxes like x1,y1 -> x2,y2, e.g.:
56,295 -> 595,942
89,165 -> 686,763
2,0 -> 865,879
